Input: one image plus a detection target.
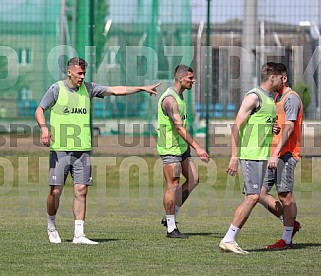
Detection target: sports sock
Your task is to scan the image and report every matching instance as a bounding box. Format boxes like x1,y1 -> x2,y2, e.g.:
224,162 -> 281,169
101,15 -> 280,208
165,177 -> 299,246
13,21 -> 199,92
47,214 -> 56,230
222,224 -> 240,243
74,220 -> 84,237
166,215 -> 176,233
282,226 -> 293,244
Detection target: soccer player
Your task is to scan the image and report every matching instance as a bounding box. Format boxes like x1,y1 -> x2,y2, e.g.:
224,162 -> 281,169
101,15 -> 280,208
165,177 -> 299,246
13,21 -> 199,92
157,65 -> 210,238
219,62 -> 283,254
35,57 -> 160,244
260,63 -> 303,249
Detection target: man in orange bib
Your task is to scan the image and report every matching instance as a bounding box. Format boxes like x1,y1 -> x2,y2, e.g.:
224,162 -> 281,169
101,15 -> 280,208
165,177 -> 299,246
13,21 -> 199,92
260,63 -> 303,249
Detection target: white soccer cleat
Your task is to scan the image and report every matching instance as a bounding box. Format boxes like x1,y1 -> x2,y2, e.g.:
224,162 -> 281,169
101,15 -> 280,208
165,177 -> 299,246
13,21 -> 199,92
47,229 -> 61,244
219,240 -> 249,254
72,235 -> 99,245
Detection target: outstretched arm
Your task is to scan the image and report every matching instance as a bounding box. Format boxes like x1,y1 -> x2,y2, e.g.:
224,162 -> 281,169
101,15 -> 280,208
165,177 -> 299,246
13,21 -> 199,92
104,82 -> 161,96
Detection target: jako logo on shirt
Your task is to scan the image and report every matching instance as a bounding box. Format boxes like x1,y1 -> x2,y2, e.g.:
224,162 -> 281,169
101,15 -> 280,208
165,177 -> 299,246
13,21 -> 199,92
62,106 -> 87,115
265,116 -> 276,124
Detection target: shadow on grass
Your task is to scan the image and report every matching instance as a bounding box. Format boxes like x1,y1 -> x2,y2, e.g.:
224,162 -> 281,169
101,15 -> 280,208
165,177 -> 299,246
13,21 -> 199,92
292,243 -> 321,249
247,242 -> 321,253
185,232 -> 222,238
65,238 -> 119,243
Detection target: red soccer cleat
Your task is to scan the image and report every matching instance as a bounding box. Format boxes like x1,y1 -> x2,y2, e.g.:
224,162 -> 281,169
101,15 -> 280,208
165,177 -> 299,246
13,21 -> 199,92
265,239 -> 292,250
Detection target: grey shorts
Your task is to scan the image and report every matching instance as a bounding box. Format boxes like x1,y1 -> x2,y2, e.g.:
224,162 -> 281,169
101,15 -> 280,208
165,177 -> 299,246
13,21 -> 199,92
263,152 -> 298,193
240,159 -> 268,195
160,149 -> 191,164
49,151 -> 93,186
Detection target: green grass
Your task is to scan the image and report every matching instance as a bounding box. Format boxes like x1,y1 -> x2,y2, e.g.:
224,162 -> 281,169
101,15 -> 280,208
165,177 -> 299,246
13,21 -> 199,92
0,153 -> 321,275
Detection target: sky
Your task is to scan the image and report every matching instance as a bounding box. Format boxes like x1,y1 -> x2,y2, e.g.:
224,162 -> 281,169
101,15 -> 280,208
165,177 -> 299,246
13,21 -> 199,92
0,0 -> 319,26
109,0 -> 321,26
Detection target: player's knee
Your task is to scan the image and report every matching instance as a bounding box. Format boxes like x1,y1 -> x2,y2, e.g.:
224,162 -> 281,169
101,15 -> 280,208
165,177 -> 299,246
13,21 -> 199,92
246,194 -> 260,206
278,192 -> 294,206
50,186 -> 63,197
253,194 -> 260,204
74,184 -> 88,198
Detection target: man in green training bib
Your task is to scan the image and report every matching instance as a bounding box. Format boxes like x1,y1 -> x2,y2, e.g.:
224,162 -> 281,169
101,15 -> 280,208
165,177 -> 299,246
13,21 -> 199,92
35,57 -> 160,244
157,65 -> 210,238
219,62 -> 283,254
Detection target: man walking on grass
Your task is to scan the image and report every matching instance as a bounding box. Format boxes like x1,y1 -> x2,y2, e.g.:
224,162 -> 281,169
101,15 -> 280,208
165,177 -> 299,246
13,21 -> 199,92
259,62 -> 303,249
220,62 -> 282,254
35,57 -> 160,244
157,65 -> 209,238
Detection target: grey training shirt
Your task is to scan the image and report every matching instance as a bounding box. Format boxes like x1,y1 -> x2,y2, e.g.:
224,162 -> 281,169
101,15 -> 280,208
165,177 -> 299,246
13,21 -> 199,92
275,92 -> 301,122
39,80 -> 108,110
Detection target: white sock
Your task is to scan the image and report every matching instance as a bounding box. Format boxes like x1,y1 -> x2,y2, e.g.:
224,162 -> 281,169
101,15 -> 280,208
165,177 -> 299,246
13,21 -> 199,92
166,215 -> 176,233
175,205 -> 180,215
282,226 -> 293,244
279,215 -> 284,223
74,220 -> 84,237
47,214 -> 56,230
222,224 -> 240,243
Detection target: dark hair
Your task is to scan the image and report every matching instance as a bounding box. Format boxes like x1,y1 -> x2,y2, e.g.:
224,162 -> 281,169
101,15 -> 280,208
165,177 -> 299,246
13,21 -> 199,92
174,65 -> 193,80
260,62 -> 283,82
276,62 -> 288,75
67,57 -> 88,69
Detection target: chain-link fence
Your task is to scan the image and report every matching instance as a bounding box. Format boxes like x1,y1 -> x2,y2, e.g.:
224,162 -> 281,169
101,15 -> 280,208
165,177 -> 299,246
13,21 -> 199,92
0,0 -> 320,132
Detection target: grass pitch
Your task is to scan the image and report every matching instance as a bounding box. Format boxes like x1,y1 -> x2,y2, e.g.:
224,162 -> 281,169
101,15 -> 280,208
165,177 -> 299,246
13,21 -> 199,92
0,153 -> 321,275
